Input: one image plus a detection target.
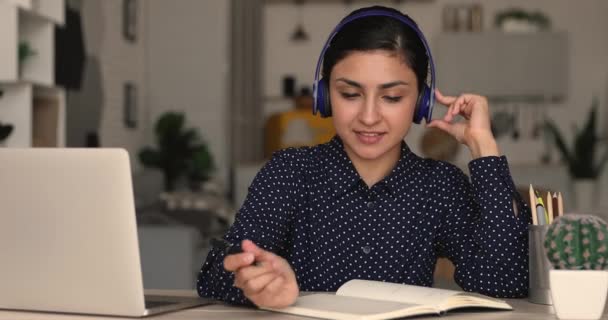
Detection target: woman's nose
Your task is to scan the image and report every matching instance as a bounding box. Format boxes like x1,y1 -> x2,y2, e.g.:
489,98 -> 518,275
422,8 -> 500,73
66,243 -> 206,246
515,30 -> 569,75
358,97 -> 381,125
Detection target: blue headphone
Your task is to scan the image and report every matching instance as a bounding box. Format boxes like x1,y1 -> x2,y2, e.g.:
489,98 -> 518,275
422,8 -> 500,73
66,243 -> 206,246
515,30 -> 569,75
312,9 -> 436,124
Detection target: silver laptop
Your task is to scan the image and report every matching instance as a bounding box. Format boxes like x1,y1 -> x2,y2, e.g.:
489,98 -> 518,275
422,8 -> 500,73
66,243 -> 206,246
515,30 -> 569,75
0,148 -> 215,316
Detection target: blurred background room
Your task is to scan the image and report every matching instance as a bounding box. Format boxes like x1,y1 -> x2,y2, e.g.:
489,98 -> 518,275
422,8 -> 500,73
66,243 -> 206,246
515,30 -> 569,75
0,0 -> 607,290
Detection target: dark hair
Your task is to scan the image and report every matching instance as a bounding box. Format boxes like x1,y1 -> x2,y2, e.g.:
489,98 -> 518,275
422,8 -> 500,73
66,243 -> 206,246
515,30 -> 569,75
321,6 -> 429,93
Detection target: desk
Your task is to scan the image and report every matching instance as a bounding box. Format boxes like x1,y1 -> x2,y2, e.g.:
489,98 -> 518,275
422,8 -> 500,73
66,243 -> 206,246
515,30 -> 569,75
0,290 -> 605,320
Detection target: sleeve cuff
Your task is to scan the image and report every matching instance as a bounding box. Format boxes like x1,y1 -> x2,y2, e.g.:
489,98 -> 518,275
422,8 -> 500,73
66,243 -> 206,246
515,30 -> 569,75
468,156 -> 532,225
468,155 -> 511,189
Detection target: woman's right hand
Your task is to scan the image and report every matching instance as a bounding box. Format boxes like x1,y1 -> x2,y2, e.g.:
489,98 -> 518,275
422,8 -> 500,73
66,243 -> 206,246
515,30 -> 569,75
223,239 -> 299,308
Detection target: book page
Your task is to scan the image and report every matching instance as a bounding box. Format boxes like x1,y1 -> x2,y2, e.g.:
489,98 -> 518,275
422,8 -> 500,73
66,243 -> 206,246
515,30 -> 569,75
442,294 -> 512,311
264,294 -> 436,320
337,279 -> 460,306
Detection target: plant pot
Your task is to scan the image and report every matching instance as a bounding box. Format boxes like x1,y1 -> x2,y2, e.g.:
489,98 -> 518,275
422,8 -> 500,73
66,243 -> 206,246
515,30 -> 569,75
572,179 -> 599,212
550,270 -> 608,319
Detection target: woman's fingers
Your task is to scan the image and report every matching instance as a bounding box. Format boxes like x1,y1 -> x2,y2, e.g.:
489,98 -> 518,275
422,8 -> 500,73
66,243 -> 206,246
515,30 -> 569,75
226,240 -> 299,308
435,88 -> 457,105
233,262 -> 275,288
240,272 -> 281,296
263,275 -> 286,295
223,252 -> 255,272
427,119 -> 453,136
427,120 -> 466,144
241,239 -> 278,266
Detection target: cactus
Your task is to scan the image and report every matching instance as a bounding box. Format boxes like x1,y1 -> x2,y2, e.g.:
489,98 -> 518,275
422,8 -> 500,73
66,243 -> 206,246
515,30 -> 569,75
544,214 -> 608,270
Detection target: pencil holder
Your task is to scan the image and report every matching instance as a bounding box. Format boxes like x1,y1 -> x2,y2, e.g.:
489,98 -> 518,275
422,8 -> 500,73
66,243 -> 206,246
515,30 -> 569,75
528,224 -> 552,305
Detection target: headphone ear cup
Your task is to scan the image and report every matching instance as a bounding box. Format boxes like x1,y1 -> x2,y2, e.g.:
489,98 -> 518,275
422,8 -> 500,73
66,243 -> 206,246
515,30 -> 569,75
316,78 -> 332,117
413,85 -> 431,124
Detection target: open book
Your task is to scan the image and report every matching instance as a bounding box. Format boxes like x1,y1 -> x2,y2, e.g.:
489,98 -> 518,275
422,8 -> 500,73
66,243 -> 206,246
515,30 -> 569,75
263,279 -> 512,320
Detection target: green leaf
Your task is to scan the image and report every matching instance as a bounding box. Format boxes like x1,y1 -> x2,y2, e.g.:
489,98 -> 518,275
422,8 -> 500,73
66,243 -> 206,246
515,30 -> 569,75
545,96 -> 606,179
138,148 -> 162,168
596,149 -> 608,177
155,112 -> 184,138
545,120 -> 573,165
138,111 -> 214,191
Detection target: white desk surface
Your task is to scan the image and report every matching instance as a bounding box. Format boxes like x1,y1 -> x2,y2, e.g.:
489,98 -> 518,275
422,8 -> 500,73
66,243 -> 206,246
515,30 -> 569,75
0,289 -> 604,320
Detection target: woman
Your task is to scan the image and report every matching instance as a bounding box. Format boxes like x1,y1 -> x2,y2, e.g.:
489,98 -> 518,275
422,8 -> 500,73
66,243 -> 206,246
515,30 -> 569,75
197,6 -> 531,308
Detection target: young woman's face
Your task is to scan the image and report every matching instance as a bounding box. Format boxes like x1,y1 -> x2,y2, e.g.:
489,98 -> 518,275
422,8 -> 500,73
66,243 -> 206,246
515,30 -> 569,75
329,50 -> 419,163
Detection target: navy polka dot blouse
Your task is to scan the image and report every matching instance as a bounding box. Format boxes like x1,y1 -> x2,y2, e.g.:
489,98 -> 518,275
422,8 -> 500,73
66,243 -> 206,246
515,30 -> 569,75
197,136 -> 531,305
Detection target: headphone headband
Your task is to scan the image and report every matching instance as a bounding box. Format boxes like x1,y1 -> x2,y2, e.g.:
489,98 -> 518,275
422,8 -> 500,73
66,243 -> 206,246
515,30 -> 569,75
312,9 -> 436,123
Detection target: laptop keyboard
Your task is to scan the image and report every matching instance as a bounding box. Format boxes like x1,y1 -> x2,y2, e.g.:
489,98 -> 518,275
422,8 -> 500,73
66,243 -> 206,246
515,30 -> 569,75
144,299 -> 179,309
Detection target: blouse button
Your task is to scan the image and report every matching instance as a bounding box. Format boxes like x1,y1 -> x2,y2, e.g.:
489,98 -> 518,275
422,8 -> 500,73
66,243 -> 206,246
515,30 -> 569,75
367,201 -> 375,209
362,246 -> 371,254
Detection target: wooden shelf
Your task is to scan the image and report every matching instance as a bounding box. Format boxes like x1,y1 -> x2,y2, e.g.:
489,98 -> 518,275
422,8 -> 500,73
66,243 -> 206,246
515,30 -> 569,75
33,85 -> 65,147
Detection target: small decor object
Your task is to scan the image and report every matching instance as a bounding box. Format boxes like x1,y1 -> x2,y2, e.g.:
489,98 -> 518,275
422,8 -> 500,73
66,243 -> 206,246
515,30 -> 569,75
282,76 -> 296,97
545,97 -> 607,210
123,82 -> 137,129
290,0 -> 309,42
122,0 -> 137,42
441,4 -> 483,32
495,8 -> 551,33
138,112 -> 214,192
544,214 -> 608,319
0,121 -> 14,146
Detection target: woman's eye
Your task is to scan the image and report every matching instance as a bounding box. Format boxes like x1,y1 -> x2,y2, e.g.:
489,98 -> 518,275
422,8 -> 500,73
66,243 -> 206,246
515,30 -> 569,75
340,92 -> 360,100
384,96 -> 403,103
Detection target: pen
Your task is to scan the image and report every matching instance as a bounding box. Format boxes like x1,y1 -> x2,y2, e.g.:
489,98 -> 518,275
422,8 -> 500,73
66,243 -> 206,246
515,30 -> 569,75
536,204 -> 547,225
546,191 -> 553,224
529,184 -> 538,225
210,238 -> 244,255
535,189 -> 549,223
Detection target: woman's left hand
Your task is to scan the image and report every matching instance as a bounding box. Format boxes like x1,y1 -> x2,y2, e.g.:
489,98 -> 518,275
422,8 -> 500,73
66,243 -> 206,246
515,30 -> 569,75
427,89 -> 500,159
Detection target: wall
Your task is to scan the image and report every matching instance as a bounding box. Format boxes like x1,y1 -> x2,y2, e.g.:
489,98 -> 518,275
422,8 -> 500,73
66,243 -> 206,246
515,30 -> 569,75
262,0 -> 608,208
145,0 -> 230,185
263,0 -> 608,139
67,0 -> 148,172
71,0 -> 230,187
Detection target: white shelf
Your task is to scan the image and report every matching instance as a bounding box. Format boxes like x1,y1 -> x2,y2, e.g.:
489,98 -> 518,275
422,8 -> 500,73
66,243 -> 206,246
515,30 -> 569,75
19,10 -> 54,86
0,1 -> 18,81
0,83 -> 32,147
2,0 -> 32,10
30,0 -> 64,25
0,0 -> 65,149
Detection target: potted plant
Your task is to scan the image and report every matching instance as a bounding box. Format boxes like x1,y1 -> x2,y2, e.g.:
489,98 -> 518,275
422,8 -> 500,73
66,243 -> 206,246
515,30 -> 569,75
545,97 -> 608,210
18,42 -> 37,73
544,214 -> 608,319
494,8 -> 551,32
186,143 -> 214,191
0,121 -> 14,146
138,112 -> 214,192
